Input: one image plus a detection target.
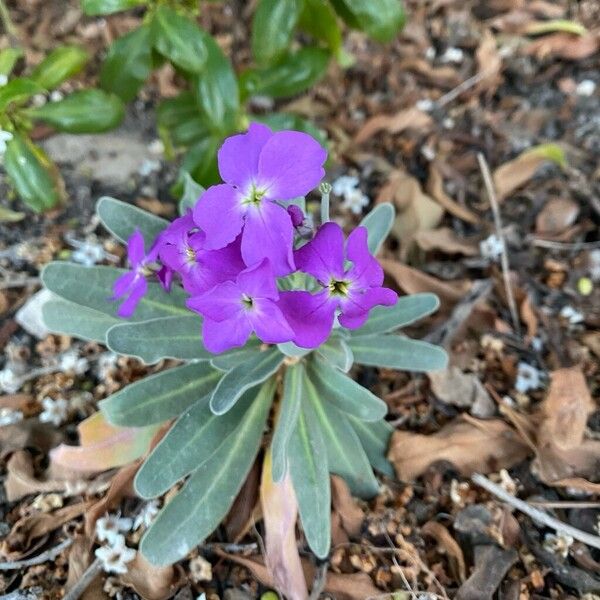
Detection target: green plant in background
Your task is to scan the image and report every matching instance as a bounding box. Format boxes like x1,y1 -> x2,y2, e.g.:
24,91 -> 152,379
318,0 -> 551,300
0,46 -> 124,212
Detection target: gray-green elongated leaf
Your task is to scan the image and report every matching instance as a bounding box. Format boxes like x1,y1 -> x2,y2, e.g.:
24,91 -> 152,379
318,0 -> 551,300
209,347 -> 283,415
135,389 -> 254,498
41,263 -> 188,321
271,362 -> 304,482
100,362 -> 221,427
360,202 -> 394,255
307,356 -> 387,422
277,341 -> 311,358
209,339 -> 262,371
42,298 -> 120,343
140,378 -> 275,566
107,315 -> 208,364
352,293 -> 440,337
288,397 -> 330,558
348,416 -> 394,477
349,335 -> 448,372
306,376 -> 379,498
316,336 -> 353,372
96,196 -> 168,245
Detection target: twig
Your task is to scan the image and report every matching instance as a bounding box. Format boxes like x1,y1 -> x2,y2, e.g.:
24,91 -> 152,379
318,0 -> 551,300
0,277 -> 40,290
0,589 -> 42,600
471,473 -> 600,551
308,562 -> 328,600
435,71 -> 489,108
203,542 -> 258,553
0,539 -> 72,570
477,153 -> 521,337
62,558 -> 103,600
529,237 -> 600,251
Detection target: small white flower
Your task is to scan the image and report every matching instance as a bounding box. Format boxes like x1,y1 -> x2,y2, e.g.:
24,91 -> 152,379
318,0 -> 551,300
70,238 -> 109,267
331,175 -> 359,198
416,98 -> 435,112
576,79 -> 596,97
560,305 -> 584,324
31,94 -> 47,107
59,350 -> 89,375
95,534 -> 136,574
189,555 -> 212,583
442,117 -> 455,129
96,352 -> 119,380
0,408 -> 23,426
530,336 -> 543,352
425,47 -> 436,60
440,47 -> 464,63
0,74 -> 7,86
133,501 -> 159,531
543,532 -> 573,558
480,234 -> 505,261
0,129 -> 13,154
342,188 -> 369,215
49,90 -> 64,103
138,159 -> 161,177
420,145 -> 436,161
148,139 -> 165,156
589,249 -> 600,281
39,397 -> 69,427
515,362 -> 543,394
0,367 -> 22,394
96,514 -> 133,544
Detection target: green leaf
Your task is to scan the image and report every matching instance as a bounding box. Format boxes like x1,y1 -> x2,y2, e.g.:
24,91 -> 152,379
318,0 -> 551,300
28,90 -> 124,133
81,0 -> 147,16
158,93 -> 209,147
43,298 -> 120,343
0,78 -> 44,111
307,355 -> 387,422
209,347 -> 284,415
348,416 -> 394,477
100,25 -> 152,103
317,336 -> 353,372
352,293 -> 440,337
106,315 -> 210,364
271,362 -> 304,482
100,362 -> 222,427
182,136 -> 221,187
96,196 -> 168,245
306,375 -> 379,498
298,0 -> 342,53
255,112 -> 328,149
277,341 -> 311,359
4,133 -> 59,212
288,396 -> 330,558
41,263 -> 188,321
30,46 -> 88,90
360,202 -> 394,255
240,47 -> 328,99
252,0 -> 302,66
0,48 -> 23,76
209,340 -> 262,371
140,378 -> 275,566
135,388 -> 255,498
349,335 -> 448,372
0,206 -> 25,223
151,6 -> 207,74
179,172 -> 205,215
330,0 -> 406,42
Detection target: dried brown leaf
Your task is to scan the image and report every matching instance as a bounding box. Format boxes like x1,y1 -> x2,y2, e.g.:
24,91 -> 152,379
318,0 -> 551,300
427,165 -> 481,225
422,521 -> 466,582
415,227 -> 479,256
524,31 -> 600,60
535,197 -> 580,235
331,475 -> 364,538
354,107 -> 433,144
475,30 -> 503,96
398,57 -> 462,88
120,553 -> 183,600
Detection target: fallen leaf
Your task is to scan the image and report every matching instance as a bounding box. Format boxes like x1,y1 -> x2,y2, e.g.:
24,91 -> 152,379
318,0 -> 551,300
121,553 -> 183,600
427,165 -> 481,225
0,394 -> 38,416
388,415 -> 530,480
415,227 -> 479,256
398,57 -> 462,88
331,475 -> 364,546
422,521 -> 466,582
535,197 -> 580,236
524,30 -> 600,60
520,295 -> 538,339
475,30 -> 503,96
0,206 -> 26,223
355,107 -> 433,144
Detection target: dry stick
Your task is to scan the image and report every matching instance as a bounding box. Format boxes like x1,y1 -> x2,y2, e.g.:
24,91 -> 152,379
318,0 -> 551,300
62,558 -> 103,600
471,473 -> 600,551
529,238 -> 600,251
477,153 -> 521,337
0,539 -> 73,570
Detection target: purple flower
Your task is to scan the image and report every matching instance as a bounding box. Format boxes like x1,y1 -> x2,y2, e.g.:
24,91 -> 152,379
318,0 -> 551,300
193,123 -> 327,276
111,229 -> 158,318
278,223 -> 397,348
187,259 -> 294,353
158,212 -> 245,294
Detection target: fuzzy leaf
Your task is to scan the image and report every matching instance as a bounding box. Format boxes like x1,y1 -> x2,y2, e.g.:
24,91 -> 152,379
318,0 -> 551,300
316,336 -> 353,372
179,172 -> 205,215
348,416 -> 394,477
360,202 -> 395,255
209,340 -> 263,371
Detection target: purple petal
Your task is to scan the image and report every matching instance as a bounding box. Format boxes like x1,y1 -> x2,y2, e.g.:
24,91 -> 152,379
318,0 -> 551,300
339,286 -> 397,329
295,222 -> 344,284
218,123 -> 273,188
236,259 -> 278,301
186,281 -> 242,322
156,265 -> 173,292
287,204 -> 305,228
277,290 -> 337,348
345,226 -> 384,288
241,201 -> 295,276
111,271 -> 137,300
249,298 -> 294,344
193,184 -> 245,250
257,131 -> 327,200
202,316 -> 253,354
117,277 -> 147,318
126,230 -> 146,266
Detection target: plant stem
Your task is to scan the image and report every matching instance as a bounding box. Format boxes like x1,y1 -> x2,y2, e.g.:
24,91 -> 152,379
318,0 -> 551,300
319,182 -> 332,224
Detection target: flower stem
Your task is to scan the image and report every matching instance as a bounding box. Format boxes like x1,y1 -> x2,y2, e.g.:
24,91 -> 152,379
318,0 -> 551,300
319,182 -> 332,224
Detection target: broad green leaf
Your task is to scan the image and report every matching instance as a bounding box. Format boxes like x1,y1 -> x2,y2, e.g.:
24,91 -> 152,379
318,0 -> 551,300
43,298 -> 120,343
100,25 -> 153,102
158,93 -> 209,147
308,356 -> 387,422
352,293 -> 440,337
209,347 -> 283,414
96,196 -> 168,245
306,375 -> 379,498
272,362 -> 304,482
100,362 -> 222,427
151,6 -> 207,74
107,315 -> 209,363
82,0 -> 146,16
0,78 -> 44,111
360,202 -> 394,255
349,335 -> 448,372
4,133 -> 59,212
136,389 -> 254,498
252,0 -> 302,66
0,48 -> 23,76
298,0 -> 342,53
240,47 -> 328,99
209,340 -> 262,371
179,172 -> 204,215
330,0 -> 406,42
140,378 -> 275,565
41,263 -> 188,321
30,46 -> 88,90
182,136 -> 221,187
28,90 -> 124,133
348,416 -> 394,477
317,336 -> 353,372
255,112 -> 328,149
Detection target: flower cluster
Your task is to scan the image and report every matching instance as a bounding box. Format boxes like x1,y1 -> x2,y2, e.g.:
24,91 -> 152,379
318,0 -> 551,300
112,123 -> 397,353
